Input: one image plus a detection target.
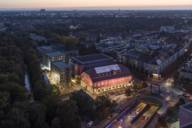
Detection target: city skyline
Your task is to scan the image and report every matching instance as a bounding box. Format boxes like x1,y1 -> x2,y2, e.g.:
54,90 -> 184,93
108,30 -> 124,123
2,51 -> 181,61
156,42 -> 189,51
0,0 -> 192,9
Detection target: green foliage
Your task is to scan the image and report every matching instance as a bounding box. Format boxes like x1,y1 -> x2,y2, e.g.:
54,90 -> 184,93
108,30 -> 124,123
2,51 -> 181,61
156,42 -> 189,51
125,88 -> 132,96
0,82 -> 26,102
0,73 -> 21,84
133,82 -> 146,90
71,91 -> 96,119
0,31 -> 80,128
56,35 -> 79,49
1,107 -> 30,128
71,91 -> 115,121
51,100 -> 81,128
27,103 -> 49,128
20,43 -> 51,101
42,95 -> 59,125
0,91 -> 10,110
0,33 -> 52,128
95,96 -> 114,120
51,85 -> 60,96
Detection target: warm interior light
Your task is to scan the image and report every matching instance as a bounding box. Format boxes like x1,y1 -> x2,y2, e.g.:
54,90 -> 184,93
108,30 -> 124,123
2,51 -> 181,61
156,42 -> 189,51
50,72 -> 60,85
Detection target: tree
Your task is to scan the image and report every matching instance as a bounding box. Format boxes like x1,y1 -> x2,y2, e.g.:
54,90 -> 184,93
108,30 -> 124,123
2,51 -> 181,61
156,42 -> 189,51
57,36 -> 79,49
0,82 -> 26,102
0,107 -> 30,128
95,96 -> 114,120
0,91 -> 10,110
125,88 -> 132,96
51,100 -> 81,128
42,95 -> 59,125
27,103 -> 49,128
33,81 -> 49,101
71,91 -> 96,119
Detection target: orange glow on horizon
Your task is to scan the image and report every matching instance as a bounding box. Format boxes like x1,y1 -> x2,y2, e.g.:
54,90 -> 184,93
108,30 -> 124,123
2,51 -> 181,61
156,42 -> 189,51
0,0 -> 192,8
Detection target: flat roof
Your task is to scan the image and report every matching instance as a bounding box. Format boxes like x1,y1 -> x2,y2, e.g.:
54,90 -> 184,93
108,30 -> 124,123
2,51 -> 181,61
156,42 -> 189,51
37,46 -> 55,54
37,44 -> 74,55
46,51 -> 64,57
52,61 -> 71,71
95,64 -> 120,74
72,54 -> 113,65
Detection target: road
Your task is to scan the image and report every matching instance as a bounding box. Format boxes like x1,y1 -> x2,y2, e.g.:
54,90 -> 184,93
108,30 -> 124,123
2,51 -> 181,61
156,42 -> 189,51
105,102 -> 159,128
131,105 -> 159,128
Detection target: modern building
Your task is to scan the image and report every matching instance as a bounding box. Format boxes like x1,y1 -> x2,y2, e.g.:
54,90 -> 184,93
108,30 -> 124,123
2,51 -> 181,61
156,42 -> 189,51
71,54 -> 114,77
50,61 -> 72,85
81,64 -> 133,95
37,45 -> 78,70
42,51 -> 65,71
179,103 -> 192,128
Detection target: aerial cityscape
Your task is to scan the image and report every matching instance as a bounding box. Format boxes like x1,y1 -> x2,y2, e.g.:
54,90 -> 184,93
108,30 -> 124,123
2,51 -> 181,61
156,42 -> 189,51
0,1 -> 192,128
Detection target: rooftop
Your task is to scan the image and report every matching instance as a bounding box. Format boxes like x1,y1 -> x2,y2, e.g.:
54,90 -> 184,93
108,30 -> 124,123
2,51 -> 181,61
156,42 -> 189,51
124,43 -> 181,65
52,61 -> 71,71
72,54 -> 113,65
97,32 -> 189,66
37,46 -> 56,54
37,44 -> 73,55
84,64 -> 131,83
46,51 -> 64,58
95,64 -> 120,74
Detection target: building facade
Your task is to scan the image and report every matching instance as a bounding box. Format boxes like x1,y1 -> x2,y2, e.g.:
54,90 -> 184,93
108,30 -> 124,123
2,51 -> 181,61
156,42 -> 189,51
37,45 -> 78,71
50,61 -> 72,85
120,41 -> 191,77
81,64 -> 133,95
71,54 -> 114,77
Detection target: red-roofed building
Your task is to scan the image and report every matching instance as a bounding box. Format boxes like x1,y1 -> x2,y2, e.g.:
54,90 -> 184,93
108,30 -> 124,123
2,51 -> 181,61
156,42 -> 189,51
81,64 -> 133,95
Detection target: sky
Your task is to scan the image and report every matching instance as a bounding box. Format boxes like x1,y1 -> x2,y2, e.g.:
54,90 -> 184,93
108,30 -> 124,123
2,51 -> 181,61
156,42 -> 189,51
0,0 -> 192,9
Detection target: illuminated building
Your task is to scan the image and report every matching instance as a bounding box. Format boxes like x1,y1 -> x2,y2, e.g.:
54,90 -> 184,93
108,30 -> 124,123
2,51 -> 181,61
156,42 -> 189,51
43,51 -> 65,71
71,54 -> 114,77
81,64 -> 133,95
179,103 -> 192,128
50,61 -> 72,85
37,45 -> 78,70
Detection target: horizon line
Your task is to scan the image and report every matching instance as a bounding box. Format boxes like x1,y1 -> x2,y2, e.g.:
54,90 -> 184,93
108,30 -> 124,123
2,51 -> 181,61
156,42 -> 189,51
0,5 -> 192,11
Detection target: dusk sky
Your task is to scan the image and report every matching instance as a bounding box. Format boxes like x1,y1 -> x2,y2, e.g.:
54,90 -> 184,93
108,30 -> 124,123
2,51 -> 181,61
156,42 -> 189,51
0,0 -> 192,9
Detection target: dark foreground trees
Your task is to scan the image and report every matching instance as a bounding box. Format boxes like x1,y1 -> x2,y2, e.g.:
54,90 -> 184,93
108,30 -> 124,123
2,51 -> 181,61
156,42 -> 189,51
0,33 -> 81,128
51,100 -> 81,128
71,90 -> 116,121
0,32 -> 117,128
